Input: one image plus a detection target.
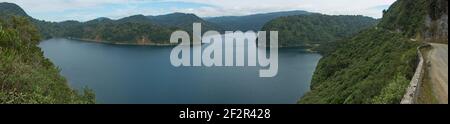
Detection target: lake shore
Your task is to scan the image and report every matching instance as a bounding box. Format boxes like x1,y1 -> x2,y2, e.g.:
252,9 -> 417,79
60,37 -> 322,53
67,37 -> 178,46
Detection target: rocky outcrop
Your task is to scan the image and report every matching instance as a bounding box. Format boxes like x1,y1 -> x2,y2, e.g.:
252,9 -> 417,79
423,14 -> 448,44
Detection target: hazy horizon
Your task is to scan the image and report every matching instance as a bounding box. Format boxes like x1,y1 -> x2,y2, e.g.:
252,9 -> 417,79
1,0 -> 396,22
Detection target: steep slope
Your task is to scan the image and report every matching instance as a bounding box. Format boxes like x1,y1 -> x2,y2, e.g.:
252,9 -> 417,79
299,0 -> 447,104
0,2 -> 28,18
261,14 -> 377,48
379,0 -> 448,43
0,15 -> 95,104
299,28 -> 419,104
205,10 -> 311,31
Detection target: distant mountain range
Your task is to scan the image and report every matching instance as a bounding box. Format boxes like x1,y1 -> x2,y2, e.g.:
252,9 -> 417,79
205,10 -> 312,31
262,14 -> 377,48
0,2 -> 376,46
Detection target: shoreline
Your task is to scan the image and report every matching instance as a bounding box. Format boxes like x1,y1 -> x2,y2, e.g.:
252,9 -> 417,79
49,37 -> 322,53
67,37 -> 178,46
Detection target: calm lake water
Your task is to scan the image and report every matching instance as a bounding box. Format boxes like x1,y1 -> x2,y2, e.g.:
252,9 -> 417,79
38,38 -> 321,104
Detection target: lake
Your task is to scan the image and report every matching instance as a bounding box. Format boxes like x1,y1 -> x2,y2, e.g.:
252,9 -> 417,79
38,38 -> 322,104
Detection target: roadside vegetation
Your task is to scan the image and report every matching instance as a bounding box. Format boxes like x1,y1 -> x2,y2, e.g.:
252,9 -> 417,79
0,16 -> 95,104
299,0 -> 447,104
299,28 -> 419,104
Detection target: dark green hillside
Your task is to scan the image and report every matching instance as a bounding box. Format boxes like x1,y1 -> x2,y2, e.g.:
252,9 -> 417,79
0,2 -> 28,18
1,2 -> 222,44
117,15 -> 153,24
35,13 -> 223,44
300,0 -> 447,104
148,13 -> 222,32
261,14 -> 377,48
299,28 -> 419,104
0,16 -> 95,104
379,0 -> 428,37
205,10 -> 310,31
379,0 -> 448,43
82,19 -> 176,44
33,15 -> 177,44
44,13 -> 223,44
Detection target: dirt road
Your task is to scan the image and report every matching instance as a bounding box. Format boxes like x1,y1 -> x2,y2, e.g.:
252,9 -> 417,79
425,43 -> 448,104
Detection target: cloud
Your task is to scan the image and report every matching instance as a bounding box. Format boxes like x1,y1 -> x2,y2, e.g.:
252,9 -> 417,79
0,0 -> 396,21
169,0 -> 396,17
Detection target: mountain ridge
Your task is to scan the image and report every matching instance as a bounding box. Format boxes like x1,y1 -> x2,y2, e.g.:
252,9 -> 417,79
299,0 -> 448,104
261,14 -> 377,48
205,10 -> 312,31
0,2 -> 222,44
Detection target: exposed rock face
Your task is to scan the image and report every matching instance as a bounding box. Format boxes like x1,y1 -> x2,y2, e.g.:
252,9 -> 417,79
424,14 -> 448,43
423,0 -> 448,44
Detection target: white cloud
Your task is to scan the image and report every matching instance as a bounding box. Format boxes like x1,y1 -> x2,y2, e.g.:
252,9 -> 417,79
1,0 -> 396,21
3,0 -> 124,12
167,0 -> 396,17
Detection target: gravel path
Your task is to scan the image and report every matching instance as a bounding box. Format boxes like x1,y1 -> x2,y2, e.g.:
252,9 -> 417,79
426,43 -> 448,104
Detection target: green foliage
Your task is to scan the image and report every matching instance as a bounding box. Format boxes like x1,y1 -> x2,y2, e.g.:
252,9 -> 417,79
378,0 -> 448,37
1,2 -> 223,44
33,16 -> 177,44
206,11 -> 310,31
372,74 -> 410,104
299,28 -> 419,104
0,2 -> 29,18
0,16 -> 95,104
148,13 -> 222,32
34,13 -> 224,44
261,14 -> 377,48
299,0 -> 447,104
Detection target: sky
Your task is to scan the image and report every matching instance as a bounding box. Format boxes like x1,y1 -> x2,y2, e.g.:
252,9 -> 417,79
1,0 -> 397,22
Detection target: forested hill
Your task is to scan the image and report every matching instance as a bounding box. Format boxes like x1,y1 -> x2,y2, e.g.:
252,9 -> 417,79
147,13 -> 222,32
205,10 -> 311,31
36,13 -> 221,45
299,0 -> 447,104
37,15 -> 177,45
379,0 -> 448,43
0,2 -> 222,45
0,2 -> 28,17
0,12 -> 95,103
261,14 -> 377,48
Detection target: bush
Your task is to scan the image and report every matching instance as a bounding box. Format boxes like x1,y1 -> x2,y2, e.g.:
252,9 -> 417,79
1,16 -> 95,104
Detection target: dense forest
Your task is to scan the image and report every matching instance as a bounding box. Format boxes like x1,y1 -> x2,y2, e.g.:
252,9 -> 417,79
36,15 -> 194,45
261,14 -> 377,48
39,15 -> 178,44
147,13 -> 222,32
37,13 -> 225,44
299,28 -> 419,104
299,0 -> 447,104
379,0 -> 448,39
1,2 -> 224,45
0,15 -> 95,103
205,10 -> 311,31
